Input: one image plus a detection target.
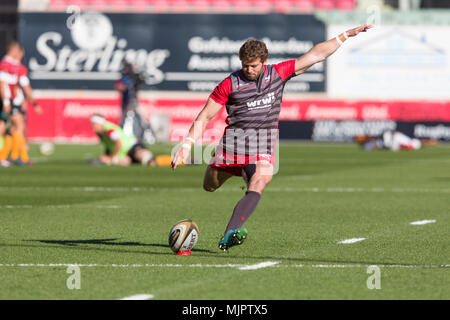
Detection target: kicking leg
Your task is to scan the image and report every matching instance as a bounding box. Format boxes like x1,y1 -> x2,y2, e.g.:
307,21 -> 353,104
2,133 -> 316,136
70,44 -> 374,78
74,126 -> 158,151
203,165 -> 233,192
225,161 -> 273,231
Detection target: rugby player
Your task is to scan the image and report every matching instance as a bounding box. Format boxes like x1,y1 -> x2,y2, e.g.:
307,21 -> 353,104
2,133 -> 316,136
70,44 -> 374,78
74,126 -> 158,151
171,24 -> 373,251
0,41 -> 42,166
90,114 -> 158,166
355,130 -> 438,151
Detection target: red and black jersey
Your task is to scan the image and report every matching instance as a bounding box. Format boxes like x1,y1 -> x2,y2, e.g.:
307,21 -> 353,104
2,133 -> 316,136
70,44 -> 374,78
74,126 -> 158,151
210,60 -> 296,156
0,56 -> 29,105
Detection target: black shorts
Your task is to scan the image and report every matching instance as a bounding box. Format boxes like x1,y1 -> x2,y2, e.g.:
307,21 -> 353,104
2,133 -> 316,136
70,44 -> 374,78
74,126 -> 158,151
127,142 -> 148,163
0,99 -> 24,116
11,104 -> 25,116
0,100 -> 9,123
0,98 -> 6,113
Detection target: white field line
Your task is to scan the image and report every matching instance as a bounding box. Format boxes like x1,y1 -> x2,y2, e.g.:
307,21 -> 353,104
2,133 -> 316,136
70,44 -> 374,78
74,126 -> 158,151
0,205 -> 120,209
1,186 -> 450,194
410,219 -> 437,225
238,261 -> 279,270
0,263 -> 448,269
0,263 -> 248,268
337,238 -> 366,244
120,294 -> 154,300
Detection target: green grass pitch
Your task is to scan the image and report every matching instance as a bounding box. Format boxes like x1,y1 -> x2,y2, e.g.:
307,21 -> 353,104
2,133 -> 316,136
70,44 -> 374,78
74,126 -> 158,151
0,142 -> 449,299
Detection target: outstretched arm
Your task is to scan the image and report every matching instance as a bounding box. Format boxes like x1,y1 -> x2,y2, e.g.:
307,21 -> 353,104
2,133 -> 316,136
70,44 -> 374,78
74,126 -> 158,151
171,97 -> 223,170
295,24 -> 373,76
22,84 -> 42,114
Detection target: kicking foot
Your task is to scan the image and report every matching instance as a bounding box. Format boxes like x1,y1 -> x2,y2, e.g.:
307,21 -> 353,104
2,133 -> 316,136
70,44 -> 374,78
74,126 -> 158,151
218,228 -> 248,251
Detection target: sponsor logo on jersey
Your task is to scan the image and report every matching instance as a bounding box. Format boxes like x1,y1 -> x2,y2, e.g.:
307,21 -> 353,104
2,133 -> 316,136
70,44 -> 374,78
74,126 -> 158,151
246,92 -> 275,111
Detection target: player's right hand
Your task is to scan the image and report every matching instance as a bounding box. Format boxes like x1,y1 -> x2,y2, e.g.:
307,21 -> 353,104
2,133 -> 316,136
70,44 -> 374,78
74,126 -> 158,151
171,145 -> 190,170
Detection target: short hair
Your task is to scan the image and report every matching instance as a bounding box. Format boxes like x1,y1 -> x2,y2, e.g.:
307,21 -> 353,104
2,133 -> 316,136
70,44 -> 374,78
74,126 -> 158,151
239,38 -> 269,63
5,40 -> 21,54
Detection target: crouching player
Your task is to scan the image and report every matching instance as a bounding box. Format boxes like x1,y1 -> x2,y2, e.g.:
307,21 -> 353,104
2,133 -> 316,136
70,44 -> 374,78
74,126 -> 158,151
355,130 -> 438,151
90,114 -> 171,166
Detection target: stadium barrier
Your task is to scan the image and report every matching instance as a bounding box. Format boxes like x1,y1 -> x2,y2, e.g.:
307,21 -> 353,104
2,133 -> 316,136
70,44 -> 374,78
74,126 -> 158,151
26,96 -> 450,142
20,12 -> 326,93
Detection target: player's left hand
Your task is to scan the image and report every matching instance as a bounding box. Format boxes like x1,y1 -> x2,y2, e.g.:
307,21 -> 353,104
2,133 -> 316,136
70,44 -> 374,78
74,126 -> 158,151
346,24 -> 374,37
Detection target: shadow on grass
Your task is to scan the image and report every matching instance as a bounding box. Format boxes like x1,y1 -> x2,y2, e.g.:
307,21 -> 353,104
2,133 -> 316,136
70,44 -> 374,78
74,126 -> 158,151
431,177 -> 450,182
25,238 -> 213,254
0,239 -> 443,268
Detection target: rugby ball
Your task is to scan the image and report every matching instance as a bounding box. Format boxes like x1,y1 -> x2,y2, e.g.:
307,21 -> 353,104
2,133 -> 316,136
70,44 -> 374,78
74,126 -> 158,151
168,219 -> 199,254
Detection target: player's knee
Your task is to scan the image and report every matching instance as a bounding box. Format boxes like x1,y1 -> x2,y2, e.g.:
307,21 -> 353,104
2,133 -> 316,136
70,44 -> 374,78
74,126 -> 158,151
203,183 -> 217,192
249,175 -> 272,193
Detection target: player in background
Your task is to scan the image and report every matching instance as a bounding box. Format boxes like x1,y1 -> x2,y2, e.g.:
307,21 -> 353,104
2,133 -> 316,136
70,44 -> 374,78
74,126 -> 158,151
114,61 -> 140,127
90,114 -> 171,167
114,60 -> 155,143
0,111 -> 12,167
171,25 -> 373,251
0,41 -> 42,166
355,130 -> 438,151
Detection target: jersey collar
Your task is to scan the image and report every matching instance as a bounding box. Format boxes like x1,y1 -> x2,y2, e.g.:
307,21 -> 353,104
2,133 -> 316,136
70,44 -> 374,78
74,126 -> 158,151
4,55 -> 21,65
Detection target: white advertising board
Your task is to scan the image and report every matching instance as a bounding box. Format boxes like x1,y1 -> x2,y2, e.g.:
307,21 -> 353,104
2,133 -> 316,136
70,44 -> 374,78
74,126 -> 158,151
327,25 -> 450,99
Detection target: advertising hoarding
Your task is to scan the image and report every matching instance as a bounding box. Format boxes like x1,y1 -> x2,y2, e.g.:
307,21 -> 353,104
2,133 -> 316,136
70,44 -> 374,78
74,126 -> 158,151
20,12 -> 326,93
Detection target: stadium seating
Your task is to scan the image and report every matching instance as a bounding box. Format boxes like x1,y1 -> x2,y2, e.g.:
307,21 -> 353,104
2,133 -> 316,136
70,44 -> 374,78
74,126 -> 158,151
49,0 -> 67,11
291,0 -> 315,12
315,0 -> 336,10
128,0 -> 151,12
210,0 -> 233,13
273,0 -> 293,13
50,0 -> 89,11
108,0 -> 130,11
147,0 -> 171,12
228,0 -> 253,13
190,0 -> 211,12
336,0 -> 356,10
169,0 -> 191,12
88,0 -> 110,11
69,0 -> 91,10
47,0 -> 357,13
251,0 -> 273,13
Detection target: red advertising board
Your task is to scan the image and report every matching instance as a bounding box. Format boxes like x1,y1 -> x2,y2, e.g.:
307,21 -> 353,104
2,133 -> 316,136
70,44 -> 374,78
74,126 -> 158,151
26,97 -> 450,143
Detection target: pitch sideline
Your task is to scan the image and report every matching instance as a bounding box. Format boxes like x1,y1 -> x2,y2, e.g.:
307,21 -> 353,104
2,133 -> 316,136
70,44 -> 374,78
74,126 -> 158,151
0,263 -> 448,269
